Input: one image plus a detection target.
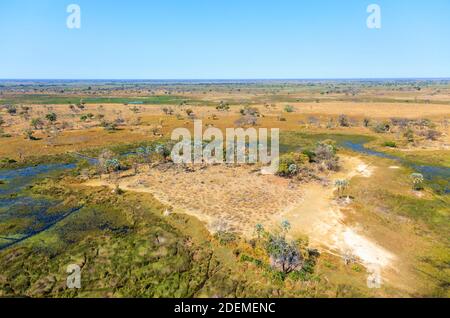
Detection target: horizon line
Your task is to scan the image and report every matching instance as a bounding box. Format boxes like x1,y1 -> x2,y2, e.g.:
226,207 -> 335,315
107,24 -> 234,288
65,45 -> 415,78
1,77 -> 450,82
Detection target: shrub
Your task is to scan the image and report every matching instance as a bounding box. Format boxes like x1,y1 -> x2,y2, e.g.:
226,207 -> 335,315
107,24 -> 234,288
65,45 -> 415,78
30,118 -> 44,130
284,105 -> 295,113
277,152 -> 309,177
383,141 -> 397,148
373,121 -> 391,133
423,129 -> 442,141
23,129 -> 36,140
214,231 -> 237,245
240,106 -> 259,117
415,118 -> 435,129
6,105 -> 17,115
390,117 -> 410,128
101,121 -> 118,131
363,118 -> 370,127
45,112 -> 57,122
313,140 -> 337,162
404,128 -> 415,143
338,114 -> 350,127
105,158 -> 121,173
324,157 -> 340,171
162,107 -> 174,115
216,101 -> 230,111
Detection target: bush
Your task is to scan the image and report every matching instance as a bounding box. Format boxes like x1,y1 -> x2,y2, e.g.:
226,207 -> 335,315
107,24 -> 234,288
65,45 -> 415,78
423,129 -> 442,141
23,129 -> 37,140
162,107 -> 174,115
404,128 -> 415,143
214,231 -> 237,245
216,101 -> 230,111
324,157 -> 340,171
101,121 -> 118,131
301,150 -> 315,162
45,112 -> 57,122
30,118 -> 44,130
6,105 -> 17,115
240,106 -> 259,117
373,121 -> 391,133
390,117 -> 410,128
383,141 -> 397,148
415,118 -> 435,129
284,105 -> 295,113
363,118 -> 370,127
338,114 -> 350,127
313,140 -> 337,162
277,152 -> 309,177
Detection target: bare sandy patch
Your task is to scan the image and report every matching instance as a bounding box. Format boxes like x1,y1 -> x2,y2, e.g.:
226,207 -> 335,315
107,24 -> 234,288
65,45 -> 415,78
85,164 -> 305,235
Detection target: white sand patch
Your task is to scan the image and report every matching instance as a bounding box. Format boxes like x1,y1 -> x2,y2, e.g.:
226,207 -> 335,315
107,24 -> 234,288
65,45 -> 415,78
340,228 -> 395,268
356,164 -> 373,177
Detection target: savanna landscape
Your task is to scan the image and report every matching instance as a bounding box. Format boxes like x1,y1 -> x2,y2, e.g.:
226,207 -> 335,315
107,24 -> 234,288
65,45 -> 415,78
0,79 -> 448,298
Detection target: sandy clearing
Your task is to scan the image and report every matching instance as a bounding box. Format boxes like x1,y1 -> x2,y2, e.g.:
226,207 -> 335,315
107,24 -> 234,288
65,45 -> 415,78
85,164 -> 306,235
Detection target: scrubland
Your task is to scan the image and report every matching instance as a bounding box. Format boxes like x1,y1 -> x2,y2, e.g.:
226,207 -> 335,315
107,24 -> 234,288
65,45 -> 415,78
0,80 -> 448,297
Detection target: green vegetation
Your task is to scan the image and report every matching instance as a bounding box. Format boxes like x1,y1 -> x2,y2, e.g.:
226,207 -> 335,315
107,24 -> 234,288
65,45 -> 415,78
277,152 -> 309,177
0,95 -> 205,106
382,141 -> 397,148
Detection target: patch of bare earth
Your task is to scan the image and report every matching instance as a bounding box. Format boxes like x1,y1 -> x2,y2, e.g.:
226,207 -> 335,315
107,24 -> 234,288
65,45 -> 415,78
86,164 -> 304,235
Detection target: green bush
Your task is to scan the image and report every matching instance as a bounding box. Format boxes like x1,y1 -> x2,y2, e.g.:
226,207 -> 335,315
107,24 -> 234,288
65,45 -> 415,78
277,152 -> 309,177
383,141 -> 397,148
284,105 -> 295,113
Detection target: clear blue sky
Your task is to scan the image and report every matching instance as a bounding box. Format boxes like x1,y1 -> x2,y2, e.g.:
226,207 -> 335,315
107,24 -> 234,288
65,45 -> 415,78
0,0 -> 449,79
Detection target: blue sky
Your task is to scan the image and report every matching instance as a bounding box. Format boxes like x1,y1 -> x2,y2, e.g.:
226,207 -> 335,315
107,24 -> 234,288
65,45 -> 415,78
0,0 -> 449,79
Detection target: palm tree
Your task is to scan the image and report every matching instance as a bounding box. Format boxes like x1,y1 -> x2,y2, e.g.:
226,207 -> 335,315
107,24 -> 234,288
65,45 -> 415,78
281,220 -> 291,233
335,179 -> 349,197
255,223 -> 264,238
410,173 -> 424,191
